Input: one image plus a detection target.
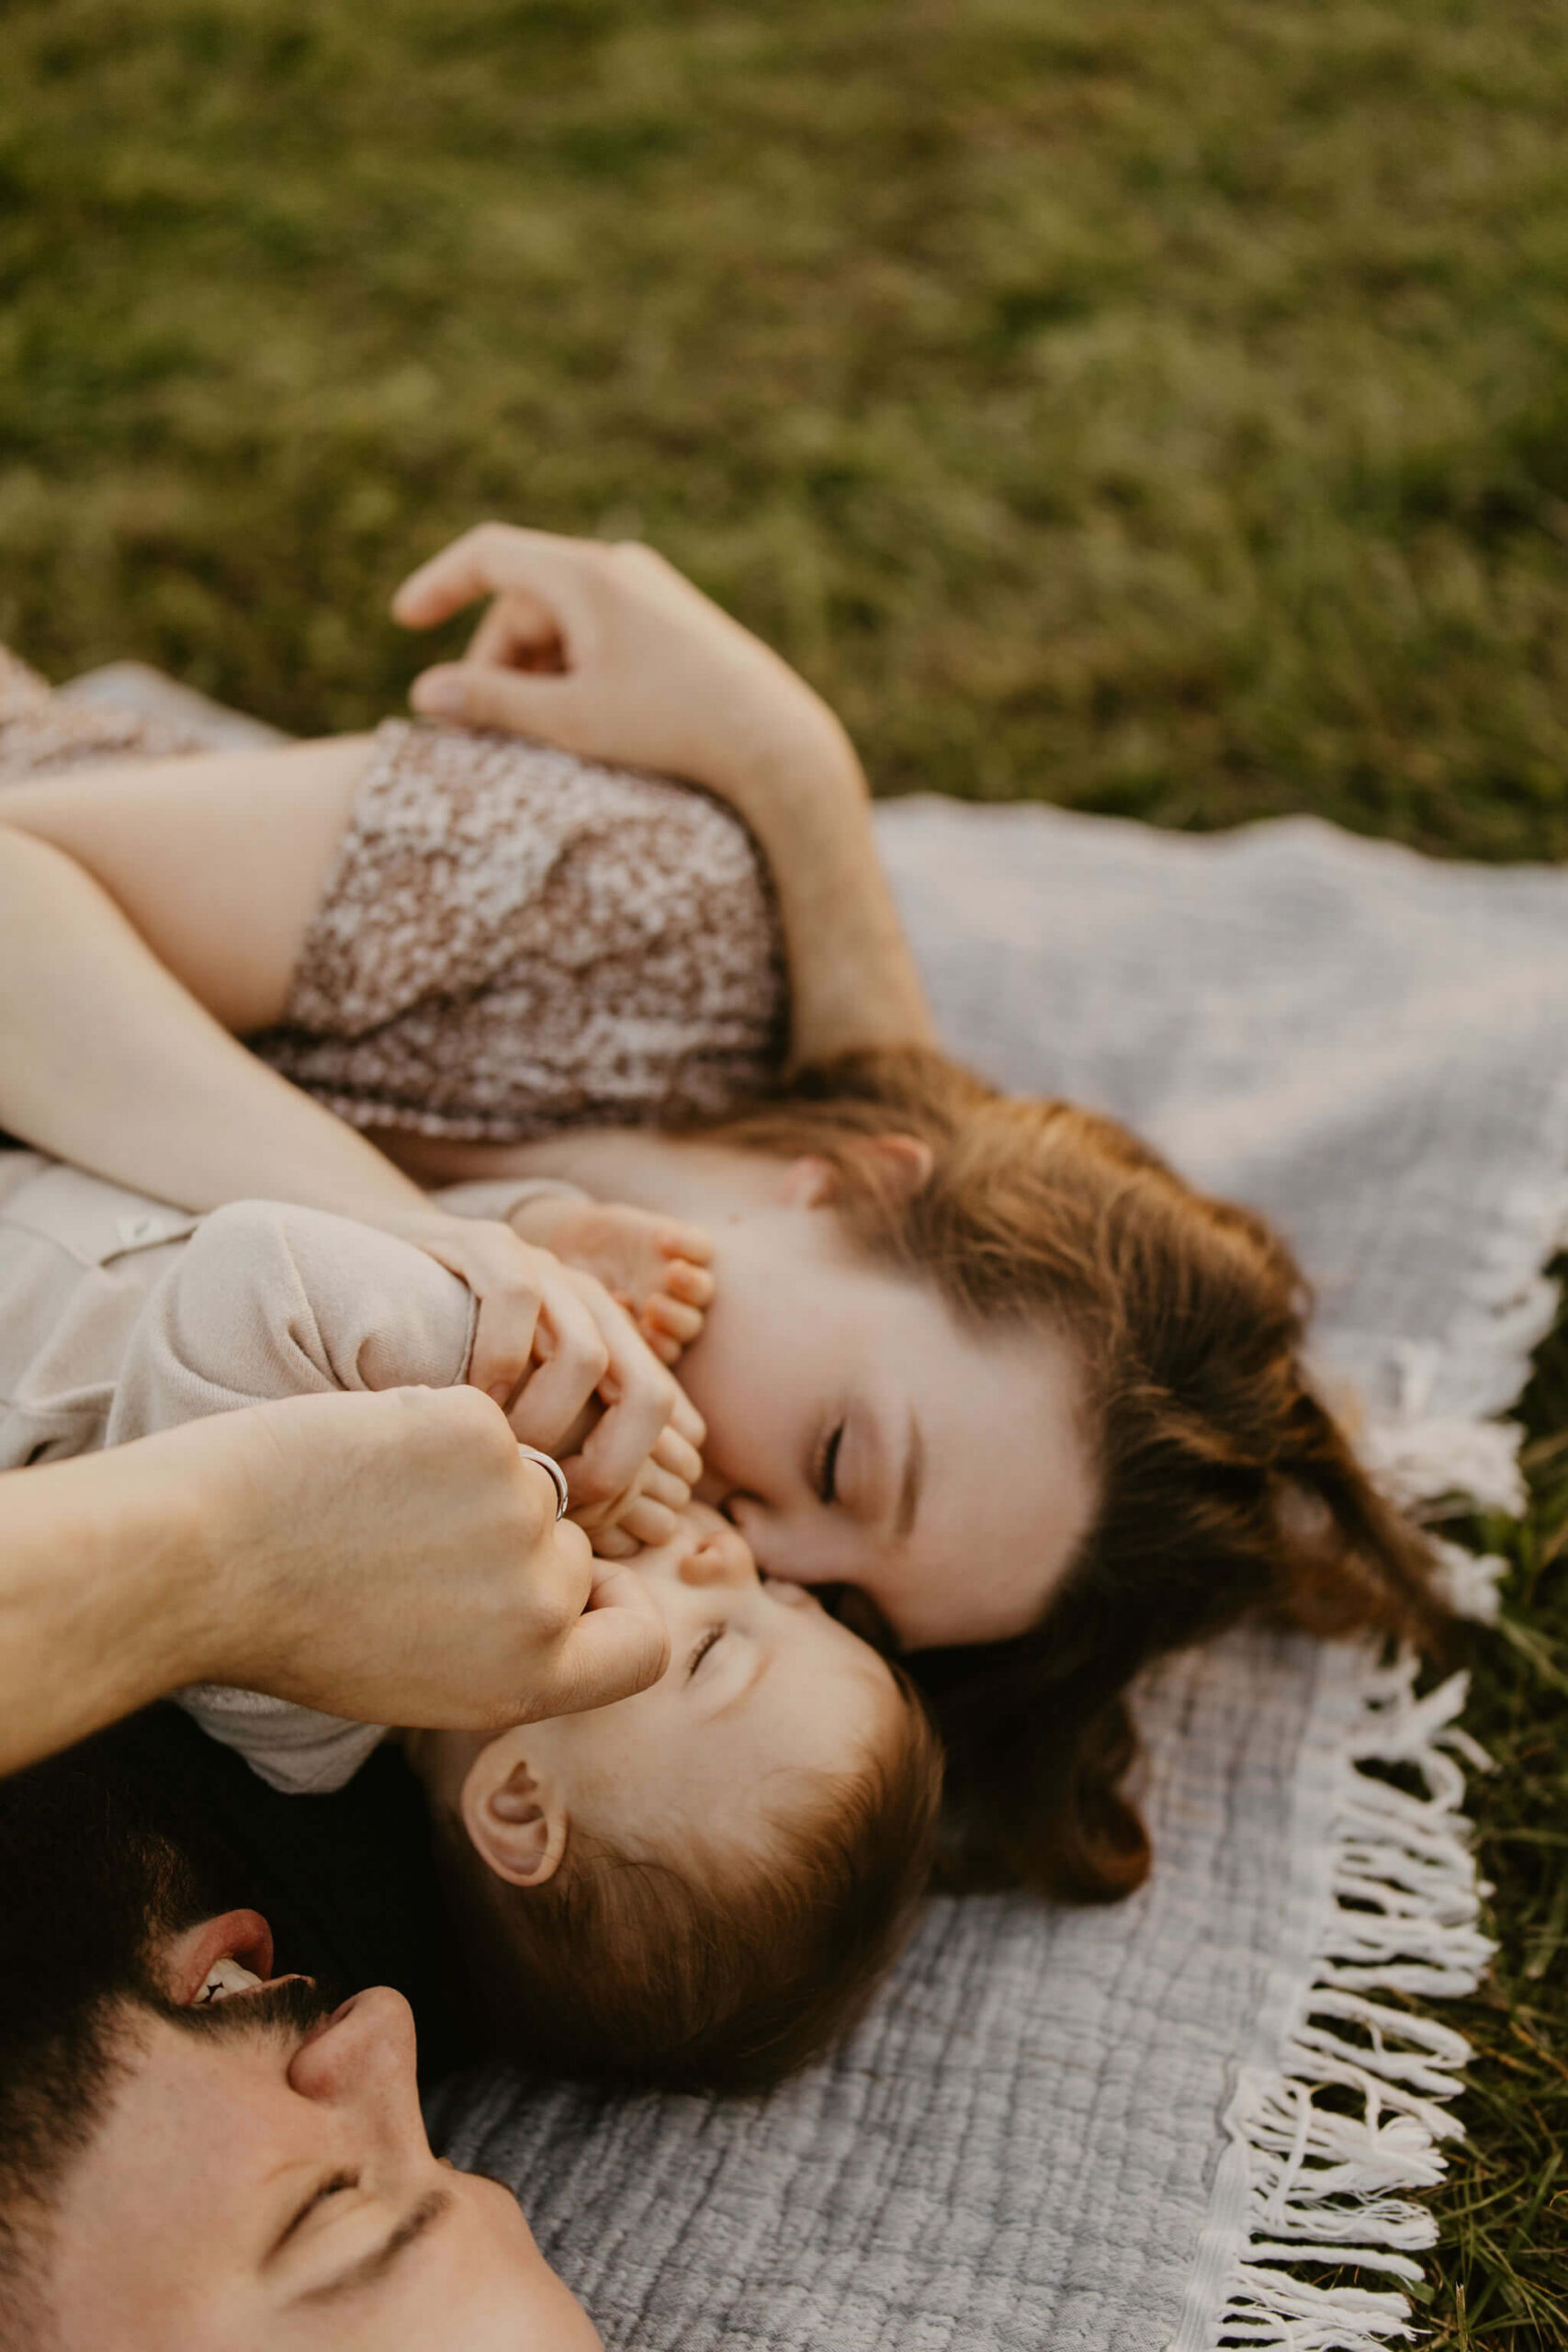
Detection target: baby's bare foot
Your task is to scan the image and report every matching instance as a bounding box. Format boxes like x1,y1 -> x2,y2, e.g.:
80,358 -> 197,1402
512,1197 -> 715,1364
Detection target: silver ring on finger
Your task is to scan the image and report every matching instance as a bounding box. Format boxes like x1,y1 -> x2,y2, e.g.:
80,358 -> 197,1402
516,1443 -> 570,1521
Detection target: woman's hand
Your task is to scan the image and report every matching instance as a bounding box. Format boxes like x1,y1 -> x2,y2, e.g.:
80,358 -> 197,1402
392,523 -> 935,1067
393,523 -> 852,822
378,1204 -> 704,1545
199,1387 -> 672,1730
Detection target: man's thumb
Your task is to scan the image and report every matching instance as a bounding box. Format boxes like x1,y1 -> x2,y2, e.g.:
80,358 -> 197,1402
529,1602 -> 671,1721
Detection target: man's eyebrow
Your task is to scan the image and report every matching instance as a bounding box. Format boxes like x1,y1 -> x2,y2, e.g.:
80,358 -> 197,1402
291,2187 -> 454,2308
894,1408 -> 923,1543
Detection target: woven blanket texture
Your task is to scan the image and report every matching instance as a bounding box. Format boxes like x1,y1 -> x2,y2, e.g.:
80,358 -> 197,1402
433,796 -> 1563,2352
46,673 -> 1563,2348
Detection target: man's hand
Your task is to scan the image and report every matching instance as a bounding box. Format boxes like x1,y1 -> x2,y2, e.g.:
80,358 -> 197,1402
393,522 -> 852,821
198,1386 -> 671,1731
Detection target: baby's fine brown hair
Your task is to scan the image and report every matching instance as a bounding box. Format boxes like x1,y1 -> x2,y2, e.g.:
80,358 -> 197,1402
704,1046 -> 1453,1905
433,1668 -> 942,2095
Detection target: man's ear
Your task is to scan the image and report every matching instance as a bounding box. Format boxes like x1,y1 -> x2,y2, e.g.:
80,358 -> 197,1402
459,1741 -> 569,1890
777,1134 -> 934,1210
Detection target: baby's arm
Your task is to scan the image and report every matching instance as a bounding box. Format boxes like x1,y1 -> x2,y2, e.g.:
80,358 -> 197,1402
106,1199 -> 487,1792
102,1200 -> 674,1794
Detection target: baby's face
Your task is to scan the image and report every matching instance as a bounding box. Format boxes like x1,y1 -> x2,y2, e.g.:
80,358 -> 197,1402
519,1507 -> 898,1854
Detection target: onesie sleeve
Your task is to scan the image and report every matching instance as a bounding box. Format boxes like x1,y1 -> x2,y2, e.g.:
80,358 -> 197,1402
103,1200 -> 479,1795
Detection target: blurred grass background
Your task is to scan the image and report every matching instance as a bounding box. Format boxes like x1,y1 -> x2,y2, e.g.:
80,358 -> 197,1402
5,0 -> 1568,849
2,0 -> 1565,2338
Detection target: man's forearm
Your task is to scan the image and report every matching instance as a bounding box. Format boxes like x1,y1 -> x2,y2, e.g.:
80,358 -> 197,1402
735,719 -> 934,1069
0,829 -> 425,1219
0,1440 -> 220,1775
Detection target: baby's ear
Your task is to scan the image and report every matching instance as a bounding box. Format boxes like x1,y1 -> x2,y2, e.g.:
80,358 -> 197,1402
460,1747 -> 568,1890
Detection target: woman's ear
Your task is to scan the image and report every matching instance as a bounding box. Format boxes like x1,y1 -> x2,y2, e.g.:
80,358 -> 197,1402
459,1741 -> 569,1890
867,1133 -> 935,1197
776,1135 -> 934,1211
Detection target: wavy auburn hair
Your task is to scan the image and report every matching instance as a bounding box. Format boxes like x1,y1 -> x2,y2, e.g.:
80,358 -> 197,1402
703,1046 -> 1453,1904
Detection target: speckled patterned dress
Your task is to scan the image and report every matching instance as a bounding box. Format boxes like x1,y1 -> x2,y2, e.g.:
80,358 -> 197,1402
0,645 -> 787,1138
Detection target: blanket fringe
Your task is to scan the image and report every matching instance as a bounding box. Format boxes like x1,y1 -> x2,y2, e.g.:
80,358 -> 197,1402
1206,1655 -> 1493,2350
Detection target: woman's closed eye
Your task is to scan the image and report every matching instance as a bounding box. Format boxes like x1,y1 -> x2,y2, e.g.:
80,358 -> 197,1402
686,1623 -> 725,1677
814,1420 -> 845,1507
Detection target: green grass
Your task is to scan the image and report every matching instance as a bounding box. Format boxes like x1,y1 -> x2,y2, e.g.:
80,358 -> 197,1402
5,0 -> 1568,849
1422,1316 -> 1568,2350
2,0 -> 1565,2336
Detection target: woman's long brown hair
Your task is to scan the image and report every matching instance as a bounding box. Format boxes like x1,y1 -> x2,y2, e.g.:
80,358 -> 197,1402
702,1046 -> 1453,1903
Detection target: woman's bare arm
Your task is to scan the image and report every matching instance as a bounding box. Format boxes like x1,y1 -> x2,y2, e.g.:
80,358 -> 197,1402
0,732 -> 367,1033
0,826 -> 701,1528
0,819 -> 425,1216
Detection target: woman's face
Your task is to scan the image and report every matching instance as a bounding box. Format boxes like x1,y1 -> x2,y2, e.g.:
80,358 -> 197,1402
682,1193 -> 1100,1651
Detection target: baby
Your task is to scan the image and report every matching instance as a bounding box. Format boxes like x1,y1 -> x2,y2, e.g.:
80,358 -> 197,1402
413,1502 -> 940,2091
0,1154 -> 941,2092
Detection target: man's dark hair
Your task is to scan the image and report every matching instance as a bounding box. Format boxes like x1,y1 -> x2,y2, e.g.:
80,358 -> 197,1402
0,1727 -> 254,2346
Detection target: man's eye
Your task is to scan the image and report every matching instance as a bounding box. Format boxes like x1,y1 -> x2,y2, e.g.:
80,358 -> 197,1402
686,1623 -> 725,1677
274,2171 -> 358,2258
816,1422 -> 844,1507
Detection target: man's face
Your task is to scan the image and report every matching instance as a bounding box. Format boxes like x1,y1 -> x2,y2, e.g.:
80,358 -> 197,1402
39,1913 -> 599,2352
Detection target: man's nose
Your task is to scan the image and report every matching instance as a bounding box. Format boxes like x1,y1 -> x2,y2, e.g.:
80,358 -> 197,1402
288,1984 -> 420,2113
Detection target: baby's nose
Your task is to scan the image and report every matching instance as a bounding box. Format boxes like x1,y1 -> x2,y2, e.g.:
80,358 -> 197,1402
678,1517 -> 759,1588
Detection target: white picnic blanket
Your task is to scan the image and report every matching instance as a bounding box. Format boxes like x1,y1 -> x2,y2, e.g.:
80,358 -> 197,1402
429,796 -> 1563,2352
62,668 -> 1551,2349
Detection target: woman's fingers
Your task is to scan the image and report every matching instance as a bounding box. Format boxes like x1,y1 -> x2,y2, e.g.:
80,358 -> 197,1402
465,591 -> 567,675
392,522 -> 591,630
561,1301 -> 680,1508
614,1492 -> 680,1548
506,1272 -> 613,1458
669,1385 -> 705,1451
410,659 -> 594,742
652,1420 -> 703,1488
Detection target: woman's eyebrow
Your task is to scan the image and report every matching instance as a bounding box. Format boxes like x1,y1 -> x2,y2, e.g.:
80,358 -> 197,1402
291,2187 -> 454,2307
894,1408 -> 924,1543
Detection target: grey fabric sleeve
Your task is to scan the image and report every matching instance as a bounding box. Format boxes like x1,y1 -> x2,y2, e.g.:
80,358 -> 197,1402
102,1200 -> 479,1795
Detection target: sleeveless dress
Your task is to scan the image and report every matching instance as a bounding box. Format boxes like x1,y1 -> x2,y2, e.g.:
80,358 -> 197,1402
0,644 -> 787,1136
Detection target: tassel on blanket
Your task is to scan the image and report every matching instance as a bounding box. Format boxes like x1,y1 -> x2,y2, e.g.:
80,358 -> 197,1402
1359,1413 -> 1525,1522
1176,1654 -> 1493,2352
1358,1411 -> 1516,1623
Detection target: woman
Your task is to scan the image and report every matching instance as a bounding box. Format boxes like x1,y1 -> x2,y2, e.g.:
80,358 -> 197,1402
0,526 -> 1450,1898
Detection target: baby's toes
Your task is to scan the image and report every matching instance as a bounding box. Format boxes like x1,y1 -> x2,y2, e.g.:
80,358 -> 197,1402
661,1258 -> 716,1308
659,1222 -> 714,1266
643,1295 -> 706,1353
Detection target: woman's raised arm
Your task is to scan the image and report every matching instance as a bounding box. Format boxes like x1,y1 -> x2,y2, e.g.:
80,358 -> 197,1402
394,525 -> 936,1069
